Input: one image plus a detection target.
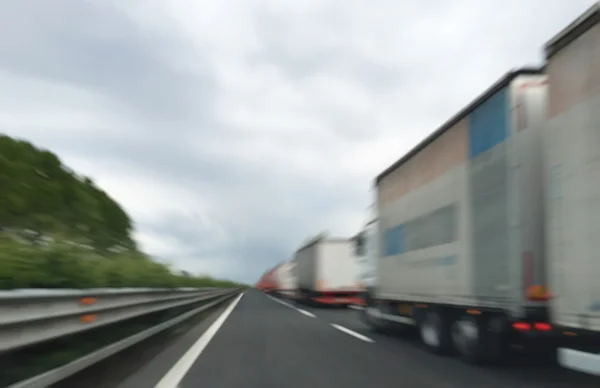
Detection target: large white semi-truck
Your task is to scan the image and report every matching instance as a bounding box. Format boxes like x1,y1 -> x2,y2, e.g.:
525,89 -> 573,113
354,3 -> 600,370
293,234 -> 363,306
544,4 -> 600,375
357,67 -> 551,364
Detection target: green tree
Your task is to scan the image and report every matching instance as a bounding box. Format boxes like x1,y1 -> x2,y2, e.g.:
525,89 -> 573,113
0,134 -> 244,290
0,134 -> 134,249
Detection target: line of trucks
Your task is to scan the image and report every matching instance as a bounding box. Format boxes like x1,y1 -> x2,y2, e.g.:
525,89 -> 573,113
256,234 -> 366,307
256,3 -> 600,376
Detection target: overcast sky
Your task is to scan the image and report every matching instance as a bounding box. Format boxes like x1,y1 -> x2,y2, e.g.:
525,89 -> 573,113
0,0 -> 595,283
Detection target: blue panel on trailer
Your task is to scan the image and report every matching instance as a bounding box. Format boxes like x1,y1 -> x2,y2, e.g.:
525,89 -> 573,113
468,87 -> 509,158
384,225 -> 405,256
384,228 -> 395,256
394,225 -> 405,255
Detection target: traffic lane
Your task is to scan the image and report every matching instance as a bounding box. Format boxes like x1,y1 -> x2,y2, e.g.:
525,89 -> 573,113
294,303 -> 600,388
115,296 -> 236,388
178,289 -> 461,388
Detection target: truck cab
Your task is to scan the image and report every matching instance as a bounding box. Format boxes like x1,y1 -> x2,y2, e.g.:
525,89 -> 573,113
353,219 -> 378,291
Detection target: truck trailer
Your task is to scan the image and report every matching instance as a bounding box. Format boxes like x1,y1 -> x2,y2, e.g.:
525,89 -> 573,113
543,3 -> 600,376
272,261 -> 298,299
357,66 -> 550,364
293,234 -> 363,306
256,267 -> 277,292
355,3 -> 600,370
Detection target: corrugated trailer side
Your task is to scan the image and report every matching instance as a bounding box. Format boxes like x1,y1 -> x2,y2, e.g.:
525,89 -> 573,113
543,3 -> 600,376
362,67 -> 555,364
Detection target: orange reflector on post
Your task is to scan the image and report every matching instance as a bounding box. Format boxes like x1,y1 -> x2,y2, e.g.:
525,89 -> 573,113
80,314 -> 97,323
512,322 -> 531,331
80,297 -> 97,306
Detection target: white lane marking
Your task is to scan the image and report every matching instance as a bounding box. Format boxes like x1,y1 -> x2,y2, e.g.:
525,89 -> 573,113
330,323 -> 374,343
297,309 -> 316,318
266,294 -> 316,318
267,294 -> 295,309
154,292 -> 244,388
348,305 -> 364,310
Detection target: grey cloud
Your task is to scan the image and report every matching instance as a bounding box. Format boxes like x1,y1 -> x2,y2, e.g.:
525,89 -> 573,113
132,159 -> 368,283
2,0 -> 597,284
142,193 -> 364,283
143,215 -> 291,281
0,1 -> 215,124
246,44 -> 404,94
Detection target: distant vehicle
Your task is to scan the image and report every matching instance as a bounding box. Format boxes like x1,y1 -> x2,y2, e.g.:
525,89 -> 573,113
353,216 -> 378,286
354,3 -> 600,373
255,268 -> 277,292
272,261 -> 298,299
292,234 -> 363,306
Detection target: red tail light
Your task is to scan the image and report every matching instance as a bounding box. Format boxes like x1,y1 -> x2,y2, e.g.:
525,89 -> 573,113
534,322 -> 552,331
512,322 -> 531,331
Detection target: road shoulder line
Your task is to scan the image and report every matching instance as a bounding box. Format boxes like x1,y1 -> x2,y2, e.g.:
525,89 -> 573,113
153,292 -> 244,388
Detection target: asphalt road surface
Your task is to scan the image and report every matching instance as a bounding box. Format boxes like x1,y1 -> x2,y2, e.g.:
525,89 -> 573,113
118,289 -> 599,388
120,290 -> 600,388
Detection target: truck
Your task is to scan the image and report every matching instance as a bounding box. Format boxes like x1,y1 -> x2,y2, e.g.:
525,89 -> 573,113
356,66 -> 551,364
544,3 -> 600,376
255,267 -> 277,292
353,216 -> 379,306
272,261 -> 298,299
354,3 -> 600,371
292,234 -> 364,306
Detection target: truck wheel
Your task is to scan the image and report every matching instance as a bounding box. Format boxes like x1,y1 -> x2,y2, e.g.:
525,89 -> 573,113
360,292 -> 381,331
419,310 -> 453,355
451,315 -> 489,364
362,306 -> 387,333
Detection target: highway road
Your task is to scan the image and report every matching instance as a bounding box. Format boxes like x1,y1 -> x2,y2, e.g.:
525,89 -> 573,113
113,289 -> 598,388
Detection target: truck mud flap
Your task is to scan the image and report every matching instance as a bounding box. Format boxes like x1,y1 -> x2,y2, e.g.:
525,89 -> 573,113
558,348 -> 600,376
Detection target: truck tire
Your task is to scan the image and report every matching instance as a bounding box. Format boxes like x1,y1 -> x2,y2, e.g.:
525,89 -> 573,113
361,292 -> 392,333
360,293 -> 385,331
451,314 -> 494,364
362,306 -> 386,332
418,309 -> 453,355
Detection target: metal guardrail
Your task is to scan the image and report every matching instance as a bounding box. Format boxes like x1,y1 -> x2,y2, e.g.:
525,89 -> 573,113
0,287 -> 234,353
7,289 -> 241,388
